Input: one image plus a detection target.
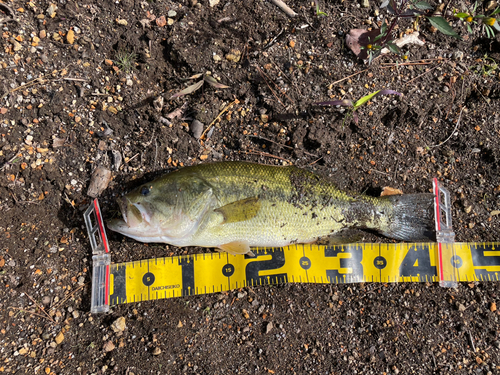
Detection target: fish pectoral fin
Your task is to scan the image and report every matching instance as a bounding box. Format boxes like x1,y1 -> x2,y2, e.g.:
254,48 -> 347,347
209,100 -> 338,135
214,197 -> 261,224
218,240 -> 254,256
317,230 -> 364,246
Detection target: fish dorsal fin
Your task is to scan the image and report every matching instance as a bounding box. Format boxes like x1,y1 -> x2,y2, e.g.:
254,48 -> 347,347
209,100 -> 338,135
214,197 -> 261,224
218,240 -> 254,256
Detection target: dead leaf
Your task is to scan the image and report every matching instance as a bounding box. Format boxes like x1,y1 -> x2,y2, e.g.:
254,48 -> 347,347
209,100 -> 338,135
381,186 -> 403,196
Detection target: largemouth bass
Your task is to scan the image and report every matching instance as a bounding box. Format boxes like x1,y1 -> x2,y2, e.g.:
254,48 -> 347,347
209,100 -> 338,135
108,161 -> 434,255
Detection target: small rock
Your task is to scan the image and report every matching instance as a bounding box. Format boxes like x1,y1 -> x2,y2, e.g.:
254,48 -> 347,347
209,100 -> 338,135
72,310 -> 80,319
8,259 -> 16,267
66,29 -> 75,44
156,16 -> 167,27
126,79 -> 133,86
167,10 -> 177,17
55,332 -> 64,345
46,3 -> 57,18
266,322 -> 273,334
237,292 -> 246,299
453,50 -> 464,61
490,302 -> 497,312
167,18 -> 175,26
191,120 -> 204,139
39,30 -> 47,39
361,0 -> 370,7
42,296 -> 51,305
111,317 -> 126,333
209,0 -> 220,7
458,303 -> 466,312
152,347 -> 162,355
242,309 -> 250,319
104,59 -> 113,66
19,348 -> 29,355
465,206 -> 472,214
442,85 -> 449,93
116,19 -> 128,26
11,39 -> 22,52
177,320 -> 183,328
213,54 -> 222,62
225,49 -> 241,62
103,340 -> 115,352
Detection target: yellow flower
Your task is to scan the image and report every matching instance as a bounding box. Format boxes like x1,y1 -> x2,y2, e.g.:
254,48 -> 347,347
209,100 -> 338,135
466,16 -> 473,23
483,17 -> 496,26
367,44 -> 373,50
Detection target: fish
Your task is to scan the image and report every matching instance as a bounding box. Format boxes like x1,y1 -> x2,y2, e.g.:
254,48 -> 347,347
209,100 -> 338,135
107,161 -> 435,256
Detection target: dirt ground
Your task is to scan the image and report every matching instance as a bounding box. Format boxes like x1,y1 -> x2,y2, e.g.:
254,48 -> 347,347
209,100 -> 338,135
1,0 -> 500,373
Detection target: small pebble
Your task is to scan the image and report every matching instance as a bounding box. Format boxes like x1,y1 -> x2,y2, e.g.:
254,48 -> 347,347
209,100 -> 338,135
191,120 -> 204,139
152,347 -> 162,355
55,332 -> 64,345
442,86 -> 449,93
42,296 -> 51,305
266,322 -> 273,334
167,10 -> 177,17
103,341 -> 115,352
111,317 -> 126,333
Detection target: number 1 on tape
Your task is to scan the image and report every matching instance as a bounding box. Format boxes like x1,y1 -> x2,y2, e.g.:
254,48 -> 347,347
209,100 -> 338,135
433,178 -> 458,288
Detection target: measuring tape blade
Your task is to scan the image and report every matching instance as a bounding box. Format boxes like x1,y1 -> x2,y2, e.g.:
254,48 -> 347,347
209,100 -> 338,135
108,242 -> 500,307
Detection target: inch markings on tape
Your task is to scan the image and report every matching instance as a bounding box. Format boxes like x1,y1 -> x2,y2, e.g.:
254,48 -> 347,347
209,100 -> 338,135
107,242 -> 500,307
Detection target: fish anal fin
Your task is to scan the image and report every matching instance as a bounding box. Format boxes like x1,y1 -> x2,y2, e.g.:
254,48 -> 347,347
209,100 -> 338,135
214,197 -> 261,224
218,240 -> 254,256
317,230 -> 364,246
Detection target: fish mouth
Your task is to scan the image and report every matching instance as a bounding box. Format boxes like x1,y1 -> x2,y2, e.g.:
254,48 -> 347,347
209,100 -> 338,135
117,196 -> 152,227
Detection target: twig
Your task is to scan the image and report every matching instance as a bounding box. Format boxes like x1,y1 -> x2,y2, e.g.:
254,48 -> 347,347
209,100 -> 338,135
200,99 -> 239,140
0,153 -> 22,171
329,69 -> 370,88
269,0 -> 297,17
52,283 -> 87,311
429,107 -> 465,148
8,307 -> 53,322
308,157 -> 323,166
247,135 -> 319,158
25,293 -> 56,324
241,149 -> 292,163
254,65 -> 294,107
467,330 -> 476,352
405,65 -> 439,86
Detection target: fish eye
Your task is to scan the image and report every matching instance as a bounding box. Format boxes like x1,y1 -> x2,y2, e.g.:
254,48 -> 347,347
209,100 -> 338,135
140,186 -> 151,196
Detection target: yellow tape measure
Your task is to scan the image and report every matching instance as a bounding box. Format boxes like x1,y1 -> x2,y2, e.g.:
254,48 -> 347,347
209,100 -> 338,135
108,242 -> 500,307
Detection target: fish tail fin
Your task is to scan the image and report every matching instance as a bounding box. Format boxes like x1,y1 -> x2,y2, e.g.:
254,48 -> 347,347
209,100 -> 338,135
379,193 -> 435,241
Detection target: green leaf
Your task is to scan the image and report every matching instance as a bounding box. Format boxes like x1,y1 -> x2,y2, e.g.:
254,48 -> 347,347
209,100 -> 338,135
427,16 -> 462,39
353,90 -> 380,108
413,1 -> 433,10
493,20 -> 500,32
454,12 -> 470,18
386,41 -> 401,55
467,23 -> 473,33
485,25 -> 494,38
380,21 -> 387,36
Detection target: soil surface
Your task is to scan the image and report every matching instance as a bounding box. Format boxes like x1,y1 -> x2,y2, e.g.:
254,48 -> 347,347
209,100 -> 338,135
1,0 -> 500,374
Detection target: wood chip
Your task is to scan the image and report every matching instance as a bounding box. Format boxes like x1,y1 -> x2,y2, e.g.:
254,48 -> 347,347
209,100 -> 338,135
380,187 -> 403,196
87,166 -> 112,198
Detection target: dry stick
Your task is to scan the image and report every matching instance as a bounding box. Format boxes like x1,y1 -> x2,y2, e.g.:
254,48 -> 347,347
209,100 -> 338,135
51,283 -> 87,311
269,0 -> 297,17
329,68 -> 369,87
247,135 -> 319,158
242,149 -> 292,163
25,293 -> 56,324
404,65 -> 439,86
254,65 -> 293,107
429,107 -> 465,148
8,307 -> 54,322
200,99 -> 239,140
